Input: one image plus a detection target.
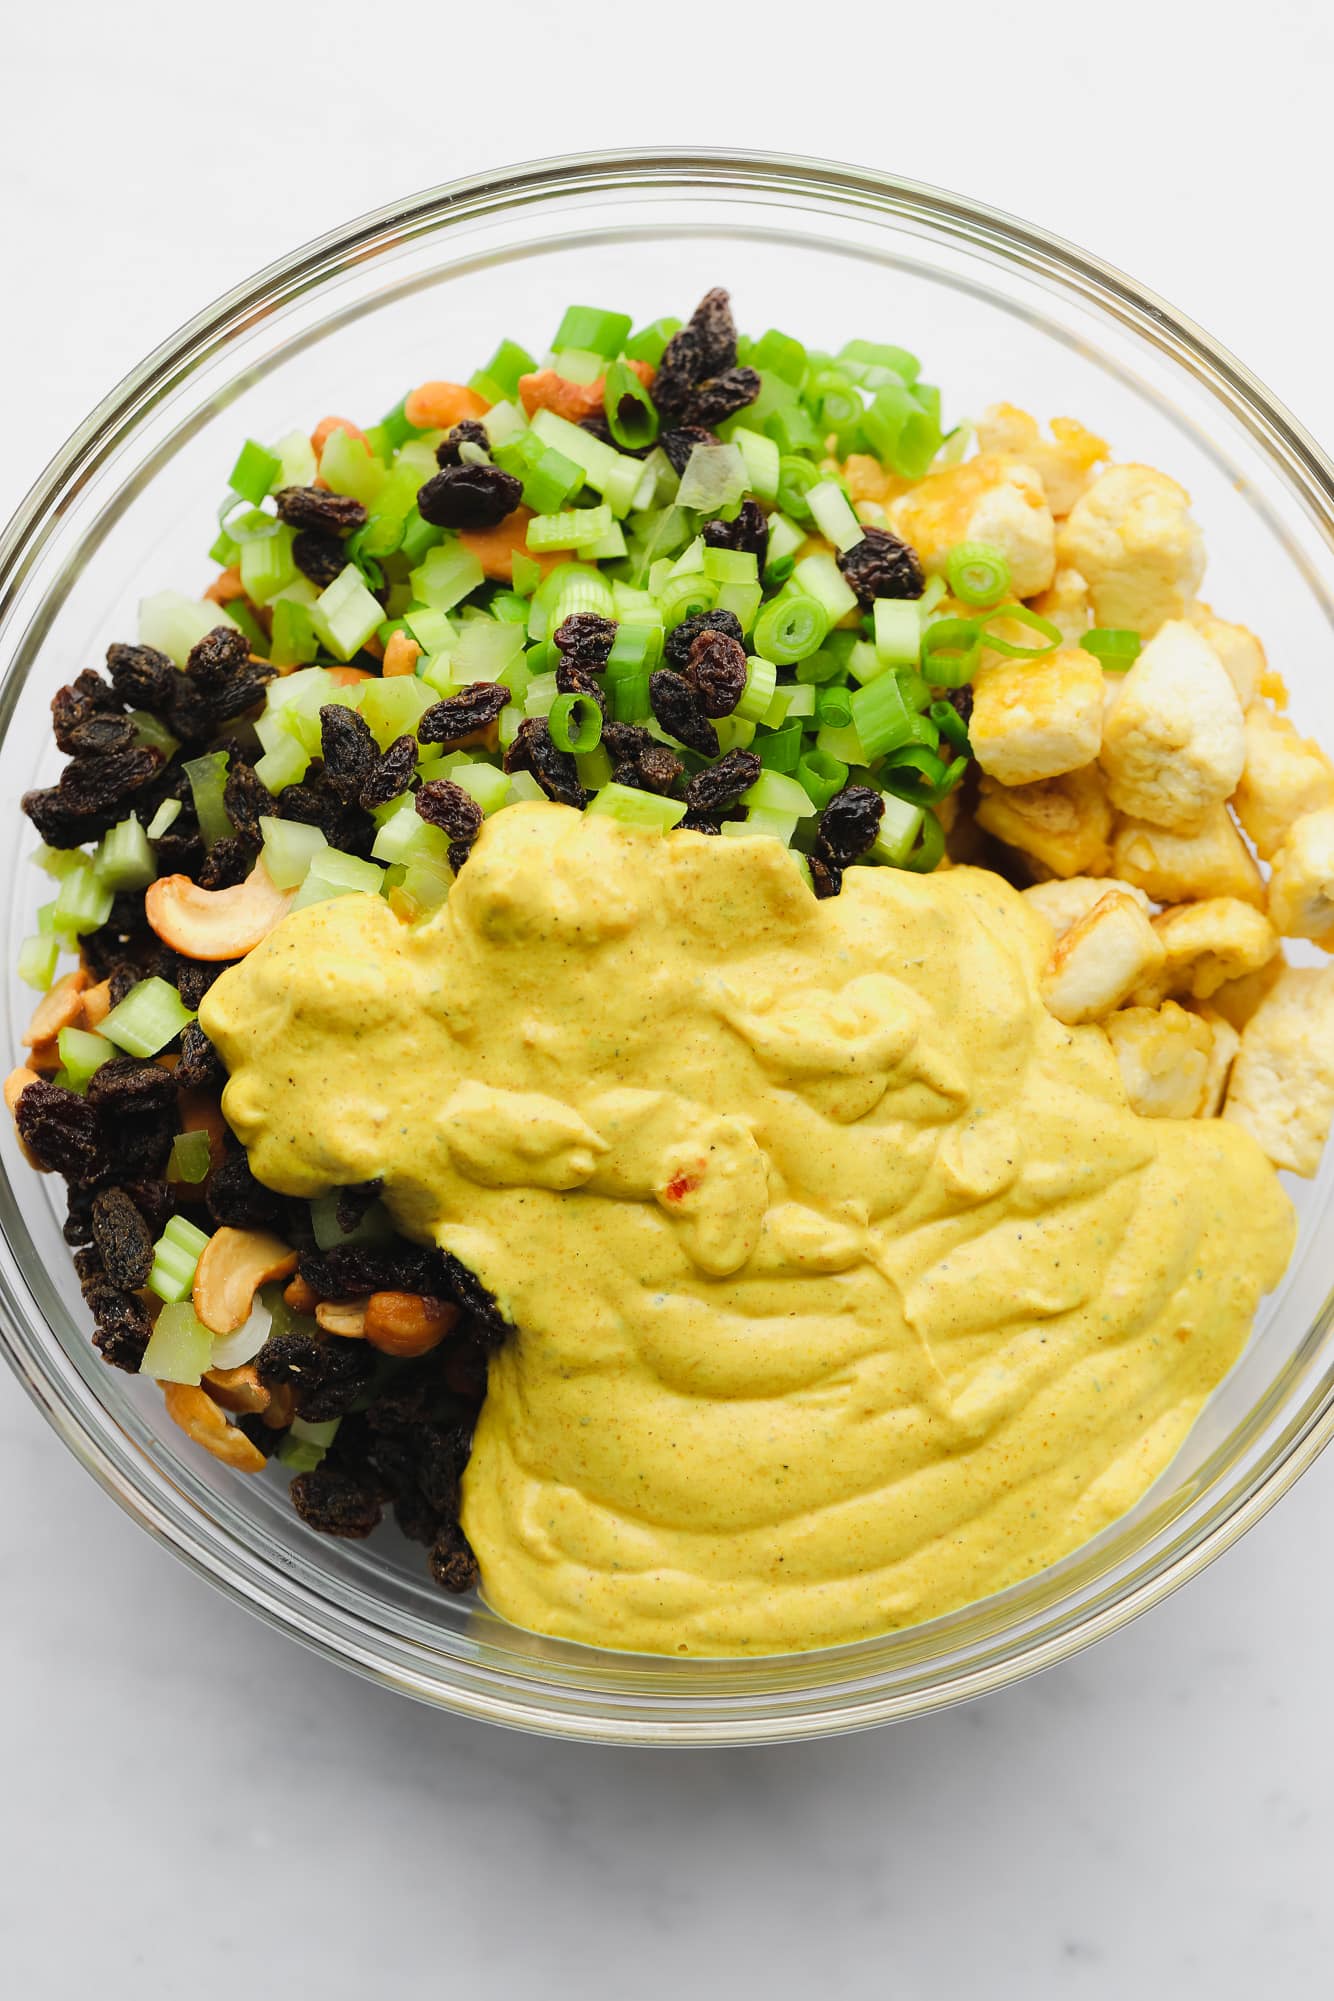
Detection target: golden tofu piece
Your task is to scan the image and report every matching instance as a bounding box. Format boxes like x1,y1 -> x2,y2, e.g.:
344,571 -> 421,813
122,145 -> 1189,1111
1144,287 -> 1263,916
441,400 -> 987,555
1267,805 -> 1334,945
1142,898 -> 1279,1002
1021,875 -> 1151,938
974,405 -> 1108,517
975,764 -> 1113,879
1232,703 -> 1334,861
1058,464 -> 1205,636
1207,955 -> 1286,1034
1186,602 -> 1266,709
1041,891 -> 1166,1025
1027,566 -> 1092,646
1224,964 -> 1334,1175
889,452 -> 1057,598
1102,1002 -> 1213,1118
970,647 -> 1105,787
1190,1005 -> 1241,1118
1112,804 -> 1265,908
1100,620 -> 1245,831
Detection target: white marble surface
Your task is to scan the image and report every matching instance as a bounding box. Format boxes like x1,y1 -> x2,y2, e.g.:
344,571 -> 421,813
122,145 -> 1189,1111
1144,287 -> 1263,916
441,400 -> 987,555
4,4 -> 1334,1993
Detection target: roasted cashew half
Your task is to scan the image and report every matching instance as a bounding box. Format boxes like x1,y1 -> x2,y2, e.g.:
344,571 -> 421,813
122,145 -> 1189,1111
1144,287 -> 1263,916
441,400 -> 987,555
145,860 -> 294,960
161,1382 -> 267,1472
192,1226 -> 299,1336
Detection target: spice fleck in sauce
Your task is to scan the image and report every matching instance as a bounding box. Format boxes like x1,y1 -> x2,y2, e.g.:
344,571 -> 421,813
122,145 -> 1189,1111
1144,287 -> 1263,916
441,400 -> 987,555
202,805 -> 1294,1656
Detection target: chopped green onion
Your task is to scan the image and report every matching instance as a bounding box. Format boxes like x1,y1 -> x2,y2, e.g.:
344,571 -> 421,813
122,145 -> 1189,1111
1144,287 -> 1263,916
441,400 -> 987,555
624,318 -> 682,367
757,719 -> 804,772
899,807 -> 947,873
227,438 -> 280,506
751,327 -> 808,384
17,934 -> 60,990
945,541 -> 1011,608
731,427 -> 781,503
167,1129 -> 213,1185
474,338 -> 537,400
603,360 -> 659,451
552,305 -> 632,358
94,814 -> 155,891
548,692 -> 603,755
849,672 -> 922,761
658,573 -> 718,629
139,1298 -> 213,1379
816,686 -> 854,729
806,481 -> 865,555
776,455 -> 820,520
921,617 -> 981,689
527,505 -> 613,553
101,977 -> 195,1058
586,783 -> 687,831
797,748 -> 849,808
929,699 -> 971,753
1081,627 -> 1142,670
792,551 -> 859,627
735,655 -> 778,723
974,604 -> 1063,660
185,751 -> 232,849
751,594 -> 828,666
839,339 -> 919,384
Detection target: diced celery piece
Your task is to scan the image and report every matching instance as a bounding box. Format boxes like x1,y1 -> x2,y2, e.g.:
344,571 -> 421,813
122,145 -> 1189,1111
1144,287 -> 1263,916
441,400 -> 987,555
290,849 -> 385,909
129,710 -> 180,758
676,443 -> 747,513
355,673 -> 434,748
669,535 -> 706,577
139,1300 -> 214,1383
258,814 -> 328,889
712,716 -> 757,754
806,480 -> 865,554
736,655 -> 778,724
871,792 -> 926,865
816,722 -> 867,766
585,783 -> 687,830
874,597 -> 922,667
527,505 -> 613,553
310,1195 -> 392,1251
254,734 -> 311,793
528,407 -> 641,518
185,750 -> 233,849
701,547 -> 760,586
399,860 -> 453,916
781,684 -> 817,719
449,761 -> 511,815
139,591 -> 240,668
847,637 -> 889,685
145,798 -> 183,842
318,427 -> 386,506
611,583 -> 661,623
452,618 -> 527,683
100,977 -> 196,1058
715,580 -> 763,633
793,551 -> 860,625
505,769 -> 546,806
307,566 -> 380,663
58,1027 -> 115,1090
764,512 -> 806,572
167,1129 -> 212,1185
17,935 -> 59,990
240,521 -> 297,606
548,345 -> 605,385
277,1414 -> 342,1471
731,427 -> 781,503
94,814 -> 155,892
371,803 -> 452,870
271,428 -> 318,489
741,769 -> 818,818
52,860 -> 114,937
576,519 -> 627,562
480,399 -> 527,449
32,843 -> 87,880
410,543 -> 486,613
722,807 -> 798,845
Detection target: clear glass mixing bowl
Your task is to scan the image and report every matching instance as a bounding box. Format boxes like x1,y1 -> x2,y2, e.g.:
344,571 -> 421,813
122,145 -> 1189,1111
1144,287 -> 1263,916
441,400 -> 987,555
2,150 -> 1332,1744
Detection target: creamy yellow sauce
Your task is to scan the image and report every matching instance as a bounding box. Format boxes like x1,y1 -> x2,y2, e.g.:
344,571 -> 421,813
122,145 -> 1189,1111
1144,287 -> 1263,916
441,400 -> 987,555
201,804 -> 1295,1657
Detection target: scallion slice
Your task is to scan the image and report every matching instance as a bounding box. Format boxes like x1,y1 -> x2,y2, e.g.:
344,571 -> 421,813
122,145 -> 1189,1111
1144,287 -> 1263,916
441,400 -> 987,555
751,594 -> 828,667
548,693 -> 603,755
945,541 -> 1011,608
1081,627 -> 1142,670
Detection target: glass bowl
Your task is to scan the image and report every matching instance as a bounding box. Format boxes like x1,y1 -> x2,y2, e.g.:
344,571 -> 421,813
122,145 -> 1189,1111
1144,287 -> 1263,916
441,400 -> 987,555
3,150 -> 1333,1745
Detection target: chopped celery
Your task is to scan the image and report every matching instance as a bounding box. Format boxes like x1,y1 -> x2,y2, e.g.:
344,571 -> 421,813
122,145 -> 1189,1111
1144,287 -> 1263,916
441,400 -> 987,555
277,1415 -> 342,1472
57,1026 -> 115,1090
764,512 -> 806,573
129,710 -> 180,758
167,1129 -> 213,1185
146,1216 -> 212,1309
139,1299 -> 213,1382
311,565 -> 385,662
722,807 -> 799,845
52,860 -> 113,937
271,428 -> 318,489
139,591 -> 240,668
371,803 -> 452,870
270,596 -> 318,669
624,317 -> 682,367
731,427 -> 781,503
32,843 -> 87,880
527,505 -> 613,553
792,551 -> 859,626
676,443 -> 746,513
101,977 -> 195,1059
449,761 -> 511,815
549,345 -> 605,385
258,814 -> 328,889
701,547 -> 759,586
742,768 -> 818,817
806,481 -> 865,554
410,543 -> 486,614
871,792 -> 926,866
451,618 -> 527,684
310,1194 -> 392,1251
239,521 -> 297,605
254,735 -> 311,793
586,783 -> 687,831
17,935 -> 59,990
185,751 -> 233,849
403,604 -> 457,656
528,408 -> 641,517
356,673 -> 434,748
290,849 -> 385,909
474,339 -> 537,399
552,304 -> 632,357
318,427 -> 386,506
736,655 -> 778,723
399,860 -> 453,916
874,598 -> 922,667
94,814 -> 155,891
715,580 -> 763,632
227,439 -> 280,506
481,399 -> 528,450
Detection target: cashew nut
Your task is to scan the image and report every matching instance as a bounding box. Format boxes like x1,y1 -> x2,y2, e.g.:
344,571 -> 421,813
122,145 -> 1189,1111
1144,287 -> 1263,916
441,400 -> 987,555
203,1363 -> 271,1414
382,630 -> 422,679
283,1273 -> 320,1314
192,1226 -> 299,1336
364,1291 -> 459,1358
82,979 -> 113,1027
24,968 -> 89,1048
160,1382 -> 267,1472
5,1067 -> 43,1170
145,860 -> 294,960
26,1038 -> 62,1074
315,1298 -> 369,1337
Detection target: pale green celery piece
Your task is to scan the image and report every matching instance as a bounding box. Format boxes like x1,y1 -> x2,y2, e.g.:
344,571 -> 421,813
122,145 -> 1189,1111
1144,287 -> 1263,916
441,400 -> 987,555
611,582 -> 661,622
259,814 -> 328,889
523,672 -> 560,717
721,807 -> 799,844
418,653 -> 457,696
271,428 -> 318,488
311,565 -> 384,662
782,684 -> 817,719
527,505 -> 613,553
356,673 -> 434,748
452,618 -> 526,682
371,804 -> 452,870
871,792 -> 926,865
701,547 -> 759,585
711,716 -> 757,754
139,1301 -> 214,1385
318,426 -> 387,506
793,551 -> 860,625
100,977 -> 196,1059
676,443 -> 746,512
290,850 -> 386,910
815,721 -> 867,766
736,655 -> 778,724
806,480 -> 865,554
873,598 -> 922,667
763,685 -> 793,726
668,535 -> 706,577
505,770 -> 546,806
54,1028 -> 113,1092
848,637 -> 891,684
742,770 -> 818,817
94,814 -> 155,892
139,591 -> 241,667
51,860 -> 114,937
714,580 -> 763,633
481,400 -> 526,448
585,783 -> 687,831
549,346 -> 604,384
17,935 -> 59,990
166,1129 -> 212,1185
262,664 -> 333,715
763,512 -> 806,569
731,427 -> 781,503
449,762 -> 511,815
32,842 -> 88,880
254,735 -> 311,793
310,1194 -> 393,1251
393,439 -> 438,480
400,861 -> 453,916
267,575 -> 319,610
145,798 -> 183,841
576,520 -> 627,562
239,520 -> 297,606
497,705 -> 524,748
410,544 -> 485,614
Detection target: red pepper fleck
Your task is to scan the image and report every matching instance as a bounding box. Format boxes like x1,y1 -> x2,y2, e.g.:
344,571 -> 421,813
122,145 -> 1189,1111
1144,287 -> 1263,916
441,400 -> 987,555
664,1169 -> 703,1203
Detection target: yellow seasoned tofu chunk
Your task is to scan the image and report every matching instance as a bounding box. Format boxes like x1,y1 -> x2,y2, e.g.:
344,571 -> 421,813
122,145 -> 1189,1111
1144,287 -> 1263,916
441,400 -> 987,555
1231,703 -> 1334,861
1027,566 -> 1092,646
1186,602 -> 1266,710
970,647 -> 1104,787
1112,805 -> 1265,907
974,406 -> 1108,517
889,452 -> 1056,598
1021,875 -> 1151,938
975,764 -> 1113,878
1267,806 -> 1334,946
1141,898 -> 1280,1002
1100,620 -> 1245,831
1191,1005 -> 1241,1118
1040,891 -> 1166,1025
1057,464 -> 1205,636
1102,1002 -> 1214,1118
1224,964 -> 1334,1175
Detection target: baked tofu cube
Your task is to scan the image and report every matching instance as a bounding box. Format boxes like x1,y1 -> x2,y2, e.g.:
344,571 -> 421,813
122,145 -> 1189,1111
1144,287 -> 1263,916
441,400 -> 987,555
1100,620 -> 1245,830
1112,804 -> 1265,908
1102,1002 -> 1214,1118
970,648 -> 1105,786
1026,566 -> 1093,646
1021,875 -> 1152,938
974,406 -> 1108,516
1224,964 -> 1334,1175
1186,602 -> 1265,709
1206,955 -> 1286,1034
1057,465 -> 1205,636
1231,704 -> 1334,861
1041,891 -> 1166,1025
1141,898 -> 1279,1003
1193,1006 -> 1241,1118
889,452 -> 1057,599
1267,806 -> 1334,945
975,764 -> 1113,879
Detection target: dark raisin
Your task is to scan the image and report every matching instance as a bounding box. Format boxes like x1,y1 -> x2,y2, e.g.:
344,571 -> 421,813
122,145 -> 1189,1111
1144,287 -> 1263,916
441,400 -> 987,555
702,498 -> 769,566
447,839 -> 473,874
552,612 -> 617,667
51,671 -> 120,753
684,748 -> 762,814
684,629 -> 748,717
554,658 -> 606,716
65,713 -> 137,756
276,780 -> 325,826
319,704 -> 379,805
163,675 -> 215,749
150,829 -> 206,880
685,368 -> 760,427
334,1179 -> 384,1235
434,421 -> 490,467
90,1290 -> 154,1372
818,785 -> 885,866
207,1149 -> 284,1229
293,529 -> 347,589
416,1421 -> 472,1518
416,463 -> 523,531
440,1253 -> 513,1350
290,1462 -> 384,1539
174,1022 -> 223,1092
123,1176 -> 174,1234
358,734 -> 418,812
273,487 -> 368,535
653,288 -> 738,420
107,963 -> 141,1007
663,608 -> 744,673
73,1244 -> 106,1293
418,683 -> 510,746
222,756 -> 272,838
106,642 -> 176,713
58,746 -> 162,818
948,684 -> 974,727
196,833 -> 259,890
660,426 -> 718,476
440,1336 -> 490,1402
634,742 -> 685,796
415,779 -> 483,844
104,1108 -> 175,1181
21,786 -> 98,848
679,809 -> 723,834
809,853 -> 843,898
836,526 -> 925,608
318,797 -> 375,859
600,721 -> 653,765
63,1188 -> 96,1246
207,667 -> 275,726
299,1242 -> 444,1300
647,671 -> 719,758
176,959 -> 231,1011
503,717 -> 588,809
90,1188 -> 153,1290
186,625 -> 250,689
256,1332 -> 376,1423
429,1520 -> 480,1593
15,1080 -> 107,1184
87,1060 -> 176,1116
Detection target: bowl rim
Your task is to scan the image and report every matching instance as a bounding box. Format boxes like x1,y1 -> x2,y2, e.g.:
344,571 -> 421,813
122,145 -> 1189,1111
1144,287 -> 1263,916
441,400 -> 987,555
4,145 -> 1334,1743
